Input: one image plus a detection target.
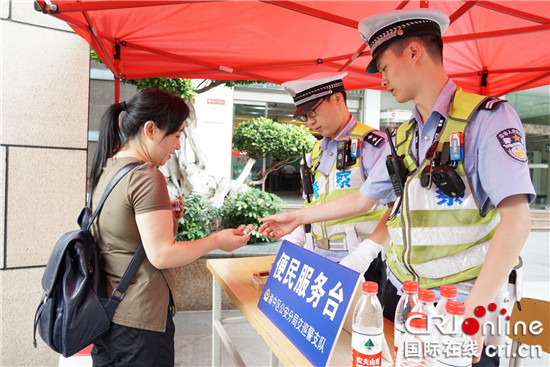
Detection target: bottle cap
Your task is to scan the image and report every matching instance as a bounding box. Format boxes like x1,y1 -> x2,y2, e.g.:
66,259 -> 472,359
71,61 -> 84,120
407,312 -> 427,329
418,289 -> 435,302
403,280 -> 419,292
440,285 -> 457,298
446,301 -> 465,316
362,281 -> 378,293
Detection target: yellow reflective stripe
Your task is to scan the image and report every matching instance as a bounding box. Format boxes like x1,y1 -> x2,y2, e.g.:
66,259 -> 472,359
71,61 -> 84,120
448,87 -> 489,122
409,208 -> 499,228
349,122 -> 374,139
318,222 -> 380,243
326,208 -> 386,227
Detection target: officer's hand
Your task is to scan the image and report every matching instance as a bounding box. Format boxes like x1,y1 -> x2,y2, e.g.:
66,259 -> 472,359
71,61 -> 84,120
259,212 -> 298,239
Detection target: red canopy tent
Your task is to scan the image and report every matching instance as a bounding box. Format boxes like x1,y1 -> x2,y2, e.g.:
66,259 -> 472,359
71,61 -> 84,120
35,0 -> 550,101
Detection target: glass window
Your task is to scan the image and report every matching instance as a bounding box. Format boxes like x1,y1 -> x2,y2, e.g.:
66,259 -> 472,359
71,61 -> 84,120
507,86 -> 549,209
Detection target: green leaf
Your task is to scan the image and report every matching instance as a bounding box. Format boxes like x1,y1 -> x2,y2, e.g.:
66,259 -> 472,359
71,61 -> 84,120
219,188 -> 285,244
175,194 -> 219,241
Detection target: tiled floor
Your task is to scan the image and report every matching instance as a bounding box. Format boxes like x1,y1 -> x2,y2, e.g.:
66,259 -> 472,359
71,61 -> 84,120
174,310 -> 278,367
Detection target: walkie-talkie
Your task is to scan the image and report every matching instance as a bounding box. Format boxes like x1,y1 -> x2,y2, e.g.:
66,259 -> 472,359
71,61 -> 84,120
300,146 -> 314,233
385,128 -> 408,197
300,146 -> 314,203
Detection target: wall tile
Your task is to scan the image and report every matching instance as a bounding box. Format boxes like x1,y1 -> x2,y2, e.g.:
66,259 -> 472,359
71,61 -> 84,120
1,268 -> 59,366
1,21 -> 89,148
5,146 -> 86,268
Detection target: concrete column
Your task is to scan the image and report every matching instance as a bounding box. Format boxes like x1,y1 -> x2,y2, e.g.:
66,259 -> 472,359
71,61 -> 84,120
361,89 -> 381,128
1,2 -> 90,365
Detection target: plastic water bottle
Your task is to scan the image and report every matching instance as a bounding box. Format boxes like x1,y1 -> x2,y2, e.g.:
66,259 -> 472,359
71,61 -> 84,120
411,289 -> 436,316
395,312 -> 435,366
394,280 -> 419,357
352,281 -> 384,367
436,301 -> 472,367
434,285 -> 457,316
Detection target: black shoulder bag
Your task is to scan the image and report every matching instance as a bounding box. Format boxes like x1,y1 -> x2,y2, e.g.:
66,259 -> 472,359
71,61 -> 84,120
33,162 -> 146,357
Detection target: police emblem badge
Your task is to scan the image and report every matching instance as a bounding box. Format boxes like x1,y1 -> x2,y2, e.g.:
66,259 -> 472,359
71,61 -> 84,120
496,128 -> 528,163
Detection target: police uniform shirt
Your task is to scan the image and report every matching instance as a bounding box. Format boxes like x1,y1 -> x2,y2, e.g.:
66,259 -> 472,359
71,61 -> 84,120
381,79 -> 536,301
307,115 -> 393,262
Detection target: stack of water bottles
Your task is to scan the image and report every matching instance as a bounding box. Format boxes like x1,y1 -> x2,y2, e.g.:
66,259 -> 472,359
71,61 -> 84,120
435,285 -> 458,316
393,285 -> 472,367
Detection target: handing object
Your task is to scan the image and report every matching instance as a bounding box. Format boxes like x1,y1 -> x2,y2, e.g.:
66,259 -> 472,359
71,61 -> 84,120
237,224 -> 257,235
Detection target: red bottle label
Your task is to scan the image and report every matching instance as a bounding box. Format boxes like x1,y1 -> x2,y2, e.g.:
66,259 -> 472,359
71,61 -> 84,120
352,349 -> 382,367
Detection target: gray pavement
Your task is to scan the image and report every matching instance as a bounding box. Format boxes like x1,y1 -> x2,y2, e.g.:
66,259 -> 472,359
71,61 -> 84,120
174,310 -> 276,367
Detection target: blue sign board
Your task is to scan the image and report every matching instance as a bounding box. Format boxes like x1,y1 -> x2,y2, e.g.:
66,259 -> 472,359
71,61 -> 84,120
258,240 -> 361,366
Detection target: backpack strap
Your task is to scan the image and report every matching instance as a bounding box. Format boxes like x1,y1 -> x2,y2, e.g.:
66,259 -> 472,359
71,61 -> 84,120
85,162 -> 142,231
87,162 -> 146,317
104,243 -> 146,319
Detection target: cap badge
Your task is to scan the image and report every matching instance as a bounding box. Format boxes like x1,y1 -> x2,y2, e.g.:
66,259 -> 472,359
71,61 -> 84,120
397,29 -> 404,36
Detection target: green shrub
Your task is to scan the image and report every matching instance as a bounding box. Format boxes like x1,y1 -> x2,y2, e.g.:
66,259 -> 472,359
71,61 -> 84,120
232,116 -> 316,161
175,194 -> 219,241
219,188 -> 285,243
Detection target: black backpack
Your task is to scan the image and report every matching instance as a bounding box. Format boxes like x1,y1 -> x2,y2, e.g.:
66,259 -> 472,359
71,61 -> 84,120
33,163 -> 146,357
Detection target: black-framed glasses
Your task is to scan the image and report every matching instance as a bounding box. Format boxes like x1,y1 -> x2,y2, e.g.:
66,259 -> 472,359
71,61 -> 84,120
296,96 -> 328,122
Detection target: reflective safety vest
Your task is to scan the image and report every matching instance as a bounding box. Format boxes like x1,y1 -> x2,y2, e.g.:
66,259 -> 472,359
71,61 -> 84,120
386,87 -> 510,288
305,122 -> 387,251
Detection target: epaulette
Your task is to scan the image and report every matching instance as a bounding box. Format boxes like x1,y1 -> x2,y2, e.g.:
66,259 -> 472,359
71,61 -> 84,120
480,97 -> 507,111
364,130 -> 385,147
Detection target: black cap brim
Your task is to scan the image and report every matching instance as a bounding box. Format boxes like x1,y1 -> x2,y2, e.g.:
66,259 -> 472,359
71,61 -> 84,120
366,42 -> 390,74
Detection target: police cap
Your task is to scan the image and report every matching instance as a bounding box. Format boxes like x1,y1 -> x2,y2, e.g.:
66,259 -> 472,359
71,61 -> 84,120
358,9 -> 449,74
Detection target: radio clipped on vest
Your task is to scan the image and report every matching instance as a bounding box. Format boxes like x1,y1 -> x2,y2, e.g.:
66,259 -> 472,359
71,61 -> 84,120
429,138 -> 465,198
336,138 -> 357,170
384,129 -> 408,197
301,146 -> 314,203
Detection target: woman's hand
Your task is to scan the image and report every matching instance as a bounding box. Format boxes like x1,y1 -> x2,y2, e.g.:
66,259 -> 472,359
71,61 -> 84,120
171,195 -> 184,221
214,229 -> 250,252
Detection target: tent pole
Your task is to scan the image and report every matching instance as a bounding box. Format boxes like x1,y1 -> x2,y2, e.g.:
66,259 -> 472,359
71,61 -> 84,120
115,78 -> 120,104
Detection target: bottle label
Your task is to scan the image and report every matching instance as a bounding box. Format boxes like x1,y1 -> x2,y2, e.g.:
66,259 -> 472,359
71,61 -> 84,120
351,331 -> 383,367
394,324 -> 405,355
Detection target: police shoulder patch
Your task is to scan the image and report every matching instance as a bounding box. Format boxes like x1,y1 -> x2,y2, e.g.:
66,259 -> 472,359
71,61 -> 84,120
496,128 -> 528,164
481,97 -> 506,111
364,130 -> 385,147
